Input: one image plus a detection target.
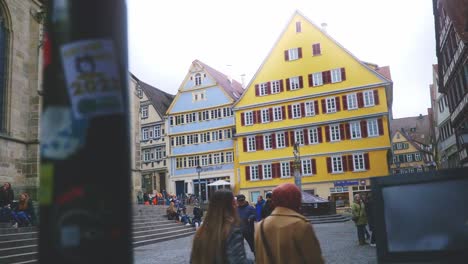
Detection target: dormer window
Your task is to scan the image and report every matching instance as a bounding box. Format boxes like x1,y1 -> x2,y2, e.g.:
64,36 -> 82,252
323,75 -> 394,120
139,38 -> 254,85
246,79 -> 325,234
195,73 -> 202,86
296,21 -> 302,33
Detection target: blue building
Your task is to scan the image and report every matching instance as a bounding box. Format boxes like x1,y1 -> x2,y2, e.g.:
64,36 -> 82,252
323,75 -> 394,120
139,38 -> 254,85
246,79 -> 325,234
166,60 -> 244,201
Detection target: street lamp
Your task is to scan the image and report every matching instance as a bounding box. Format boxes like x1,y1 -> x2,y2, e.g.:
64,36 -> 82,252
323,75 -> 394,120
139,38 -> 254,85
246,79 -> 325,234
196,165 -> 202,202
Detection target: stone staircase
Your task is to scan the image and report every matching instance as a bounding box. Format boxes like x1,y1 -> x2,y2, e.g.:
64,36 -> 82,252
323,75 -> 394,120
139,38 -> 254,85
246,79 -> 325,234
0,205 -> 196,264
305,214 -> 351,224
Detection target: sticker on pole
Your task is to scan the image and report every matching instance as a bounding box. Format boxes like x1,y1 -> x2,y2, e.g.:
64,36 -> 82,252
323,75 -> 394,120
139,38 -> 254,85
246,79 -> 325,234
61,39 -> 123,119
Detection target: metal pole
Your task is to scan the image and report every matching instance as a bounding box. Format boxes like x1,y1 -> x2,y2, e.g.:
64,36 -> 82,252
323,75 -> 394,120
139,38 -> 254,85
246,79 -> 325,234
198,170 -> 201,202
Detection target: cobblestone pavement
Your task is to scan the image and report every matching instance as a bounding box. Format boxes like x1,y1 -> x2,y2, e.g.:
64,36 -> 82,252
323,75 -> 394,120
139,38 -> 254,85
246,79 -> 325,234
134,221 -> 377,264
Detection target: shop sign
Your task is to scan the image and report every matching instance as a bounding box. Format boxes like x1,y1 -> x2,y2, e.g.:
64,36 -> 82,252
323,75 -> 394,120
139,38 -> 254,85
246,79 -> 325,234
334,180 -> 359,187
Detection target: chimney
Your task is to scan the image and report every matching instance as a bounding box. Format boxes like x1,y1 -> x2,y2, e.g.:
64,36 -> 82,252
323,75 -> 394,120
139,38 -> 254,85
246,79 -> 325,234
321,22 -> 328,32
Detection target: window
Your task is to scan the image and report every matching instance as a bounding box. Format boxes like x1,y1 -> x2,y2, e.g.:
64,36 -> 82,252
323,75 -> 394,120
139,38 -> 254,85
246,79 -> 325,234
353,153 -> 365,171
263,164 -> 272,179
308,127 -> 319,144
286,48 -> 300,61
363,90 -> 375,107
331,68 -> 342,83
250,166 -> 259,180
141,106 -> 148,118
195,73 -> 202,86
415,153 -> 421,161
276,132 -> 285,148
273,106 -> 283,121
201,155 -> 208,166
226,152 -> 233,163
330,124 -> 341,142
289,77 -> 300,90
247,136 -> 256,152
153,125 -> 161,139
304,101 -> 315,116
264,134 -> 272,150
142,128 -> 150,140
302,159 -> 312,176
326,97 -> 336,113
312,43 -> 321,55
332,156 -> 343,173
244,111 -> 253,125
294,130 -> 304,145
295,21 -> 301,33
407,154 -> 413,162
211,131 -> 218,141
350,122 -> 361,139
312,72 -> 323,86
155,148 -> 163,160
259,83 -> 268,96
367,119 -> 379,137
213,153 -> 221,164
271,80 -> 281,94
292,104 -> 301,118
281,162 -> 291,178
347,94 -> 358,110
261,109 -> 270,123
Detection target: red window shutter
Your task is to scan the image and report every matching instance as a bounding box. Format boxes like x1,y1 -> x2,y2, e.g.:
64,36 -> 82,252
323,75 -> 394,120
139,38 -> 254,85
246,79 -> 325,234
326,157 -> 332,173
286,78 -> 290,91
268,108 -> 273,121
255,84 -> 259,96
361,120 -> 368,138
243,137 -> 247,152
322,71 -> 328,84
308,74 -> 313,87
300,103 -> 305,117
290,131 -> 295,145
339,124 -> 345,140
272,163 -> 278,178
321,99 -> 327,113
267,82 -> 272,95
296,21 -> 302,32
271,133 -> 276,149
336,96 -> 341,111
245,166 -> 250,181
279,79 -> 284,92
298,47 -> 302,58
378,118 -> 384,135
290,161 -> 294,176
256,110 -> 262,124
275,163 -> 281,178
317,43 -> 321,55
318,127 -> 323,143
315,100 -> 320,114
241,113 -> 245,126
284,50 -> 289,61
256,135 -> 264,150
342,95 -> 348,110
325,126 -> 330,142
312,159 -> 317,175
347,155 -> 354,171
287,105 -> 292,119
253,111 -> 257,124
299,76 -> 304,88
343,155 -> 348,171
345,123 -> 351,140
364,153 -> 370,170
357,92 -> 364,108
285,132 -> 290,146
281,106 -> 286,119
304,128 -> 309,145
374,90 -> 380,105
258,165 -> 263,180
341,67 -> 346,80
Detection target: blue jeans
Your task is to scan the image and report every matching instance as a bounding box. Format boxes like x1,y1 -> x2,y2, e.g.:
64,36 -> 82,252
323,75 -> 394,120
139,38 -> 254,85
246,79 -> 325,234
357,224 -> 366,244
12,211 -> 31,226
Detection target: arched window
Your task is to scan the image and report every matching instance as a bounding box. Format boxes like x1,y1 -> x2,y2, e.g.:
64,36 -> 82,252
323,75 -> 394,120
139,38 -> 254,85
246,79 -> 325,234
195,73 -> 202,86
0,11 -> 9,134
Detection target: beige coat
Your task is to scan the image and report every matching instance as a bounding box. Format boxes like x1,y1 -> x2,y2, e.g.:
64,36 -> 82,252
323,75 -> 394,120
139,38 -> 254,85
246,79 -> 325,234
254,207 -> 324,264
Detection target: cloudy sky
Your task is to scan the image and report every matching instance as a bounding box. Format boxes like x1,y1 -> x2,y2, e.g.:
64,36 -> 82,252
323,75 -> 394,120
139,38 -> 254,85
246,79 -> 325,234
127,0 -> 437,119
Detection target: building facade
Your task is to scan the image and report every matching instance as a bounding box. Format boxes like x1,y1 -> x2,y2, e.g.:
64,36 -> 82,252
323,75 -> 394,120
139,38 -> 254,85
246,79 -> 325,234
166,60 -> 243,201
432,0 -> 468,167
233,11 -> 392,208
0,0 -> 44,199
134,75 -> 174,195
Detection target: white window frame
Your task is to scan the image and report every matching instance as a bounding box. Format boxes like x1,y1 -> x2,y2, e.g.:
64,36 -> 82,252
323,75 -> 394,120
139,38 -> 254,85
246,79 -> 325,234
211,131 -> 219,141
367,119 -> 379,137
347,93 -> 358,110
213,153 -> 221,164
281,162 -> 291,178
141,106 -> 148,118
289,77 -> 300,90
353,153 -> 365,171
195,73 -> 202,86
226,152 -> 233,163
288,48 -> 299,61
245,111 -> 254,125
143,149 -> 152,162
331,68 -> 342,83
407,154 -> 413,162
263,164 -> 272,179
294,130 -> 304,145
259,83 -> 268,96
326,97 -> 337,113
304,101 -> 315,116
250,165 -> 259,181
276,132 -> 286,148
201,155 -> 208,166
350,122 -> 361,139
264,134 -> 272,150
363,90 -> 375,107
415,153 -> 421,161
142,128 -> 150,140
271,80 -> 280,94
292,104 -> 301,118
313,72 -> 323,86
332,156 -> 343,173
273,106 -> 283,121
330,124 -> 341,142
308,127 -> 319,144
261,109 -> 270,123
302,159 -> 312,176
153,125 -> 161,139
247,136 -> 256,152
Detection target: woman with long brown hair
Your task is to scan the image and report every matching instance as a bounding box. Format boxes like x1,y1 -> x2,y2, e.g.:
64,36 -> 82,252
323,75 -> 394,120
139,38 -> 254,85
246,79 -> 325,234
190,189 -> 252,264
11,193 -> 34,228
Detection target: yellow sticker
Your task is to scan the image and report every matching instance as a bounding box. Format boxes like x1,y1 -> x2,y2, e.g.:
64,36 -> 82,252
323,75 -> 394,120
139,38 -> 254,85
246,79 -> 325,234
39,163 -> 54,206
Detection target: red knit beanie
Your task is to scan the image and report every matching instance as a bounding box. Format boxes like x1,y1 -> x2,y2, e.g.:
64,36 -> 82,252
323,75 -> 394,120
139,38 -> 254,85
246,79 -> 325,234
272,183 -> 302,212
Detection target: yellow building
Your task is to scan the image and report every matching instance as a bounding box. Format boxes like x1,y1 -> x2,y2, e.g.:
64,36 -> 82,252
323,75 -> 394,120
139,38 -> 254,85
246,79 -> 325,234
233,11 -> 393,209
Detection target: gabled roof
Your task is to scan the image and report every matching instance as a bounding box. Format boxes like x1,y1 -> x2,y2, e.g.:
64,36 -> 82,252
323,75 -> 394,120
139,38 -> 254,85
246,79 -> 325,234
375,66 -> 392,81
193,60 -> 244,100
139,79 -> 174,117
393,129 -> 427,154
390,114 -> 433,146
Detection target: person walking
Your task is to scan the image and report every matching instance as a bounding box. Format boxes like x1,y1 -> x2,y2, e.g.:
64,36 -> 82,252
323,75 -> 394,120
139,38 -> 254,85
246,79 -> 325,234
365,193 -> 376,247
261,192 -> 273,219
352,193 -> 368,245
254,183 -> 324,264
236,194 -> 256,254
255,195 -> 265,221
190,189 -> 253,264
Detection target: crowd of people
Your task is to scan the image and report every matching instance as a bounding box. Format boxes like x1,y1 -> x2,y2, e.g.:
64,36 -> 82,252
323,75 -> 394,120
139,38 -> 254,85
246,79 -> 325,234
0,182 -> 35,228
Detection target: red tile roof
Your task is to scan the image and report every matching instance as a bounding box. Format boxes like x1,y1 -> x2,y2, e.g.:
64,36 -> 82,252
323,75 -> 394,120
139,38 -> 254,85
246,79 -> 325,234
194,60 -> 244,100
375,66 -> 392,81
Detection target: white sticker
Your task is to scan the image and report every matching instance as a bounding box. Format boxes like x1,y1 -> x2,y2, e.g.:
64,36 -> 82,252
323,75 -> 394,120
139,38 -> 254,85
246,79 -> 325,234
60,39 -> 123,119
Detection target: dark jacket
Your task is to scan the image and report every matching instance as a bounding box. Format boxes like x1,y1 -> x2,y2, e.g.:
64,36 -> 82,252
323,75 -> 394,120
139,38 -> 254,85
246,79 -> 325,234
255,199 -> 265,221
0,188 -> 14,207
261,199 -> 273,219
224,227 -> 253,264
237,202 -> 256,233
365,200 -> 374,230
